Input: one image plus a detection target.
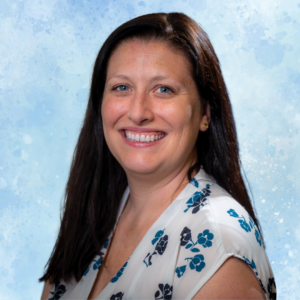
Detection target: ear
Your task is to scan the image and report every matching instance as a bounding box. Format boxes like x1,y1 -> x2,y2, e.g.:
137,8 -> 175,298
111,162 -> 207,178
199,103 -> 211,132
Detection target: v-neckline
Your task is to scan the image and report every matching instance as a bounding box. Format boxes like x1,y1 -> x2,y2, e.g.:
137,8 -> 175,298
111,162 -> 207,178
93,168 -> 213,299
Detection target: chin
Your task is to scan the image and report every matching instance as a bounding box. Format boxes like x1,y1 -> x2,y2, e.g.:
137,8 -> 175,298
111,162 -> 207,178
123,163 -> 159,176
120,155 -> 161,176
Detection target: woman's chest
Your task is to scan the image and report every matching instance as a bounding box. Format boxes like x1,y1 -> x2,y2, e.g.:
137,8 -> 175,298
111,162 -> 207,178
61,187 -> 216,300
88,217 -> 159,299
87,238 -> 135,299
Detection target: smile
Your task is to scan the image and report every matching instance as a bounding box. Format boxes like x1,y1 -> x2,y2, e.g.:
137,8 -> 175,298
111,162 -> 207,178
124,130 -> 165,143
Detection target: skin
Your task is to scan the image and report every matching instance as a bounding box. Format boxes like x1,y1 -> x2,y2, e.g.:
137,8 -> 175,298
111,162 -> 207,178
41,39 -> 265,300
101,39 -> 206,192
41,280 -> 51,299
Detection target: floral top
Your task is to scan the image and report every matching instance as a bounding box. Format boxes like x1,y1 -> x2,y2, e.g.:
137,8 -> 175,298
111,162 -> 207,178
47,168 -> 276,300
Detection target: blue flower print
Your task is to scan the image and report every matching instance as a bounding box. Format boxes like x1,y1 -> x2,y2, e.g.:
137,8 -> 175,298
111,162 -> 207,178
176,227 -> 213,278
84,256 -> 102,276
243,256 -> 266,294
227,209 -> 239,218
83,238 -> 110,276
48,281 -> 66,300
111,261 -> 128,283
238,219 -> 251,232
190,178 -> 199,188
184,184 -> 211,214
189,254 -> 206,272
197,229 -> 214,248
255,228 -> 262,246
93,257 -> 102,270
243,256 -> 256,269
249,216 -> 255,229
175,265 -> 187,278
154,283 -> 173,300
83,265 -> 90,276
184,191 -> 202,213
110,292 -> 124,300
180,227 -> 192,247
104,238 -> 110,249
144,231 -> 169,267
152,229 -> 165,245
155,235 -> 168,255
227,209 -> 262,246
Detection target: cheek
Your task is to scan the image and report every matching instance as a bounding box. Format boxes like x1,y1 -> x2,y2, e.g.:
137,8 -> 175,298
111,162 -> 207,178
184,103 -> 193,120
157,101 -> 197,131
101,98 -> 127,130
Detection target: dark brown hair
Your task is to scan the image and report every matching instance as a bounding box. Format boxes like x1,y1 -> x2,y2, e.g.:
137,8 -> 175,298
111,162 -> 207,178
39,12 -> 262,284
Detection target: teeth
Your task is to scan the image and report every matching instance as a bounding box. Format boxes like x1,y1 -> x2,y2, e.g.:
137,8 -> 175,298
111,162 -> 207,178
125,131 -> 165,143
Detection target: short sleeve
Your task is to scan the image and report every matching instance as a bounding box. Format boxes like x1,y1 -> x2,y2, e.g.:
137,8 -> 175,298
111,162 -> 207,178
212,194 -> 276,299
172,191 -> 276,300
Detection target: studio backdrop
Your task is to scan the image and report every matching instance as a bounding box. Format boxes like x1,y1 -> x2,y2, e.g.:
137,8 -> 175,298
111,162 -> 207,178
0,0 -> 299,298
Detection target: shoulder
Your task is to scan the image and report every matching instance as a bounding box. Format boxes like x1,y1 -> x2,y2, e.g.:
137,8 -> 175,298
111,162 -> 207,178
205,182 -> 264,255
188,171 -> 263,252
192,256 -> 266,299
191,176 -> 267,272
177,170 -> 276,299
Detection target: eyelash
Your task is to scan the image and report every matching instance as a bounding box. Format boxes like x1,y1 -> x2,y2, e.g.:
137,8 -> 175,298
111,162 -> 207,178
113,85 -> 130,92
112,85 -> 174,94
158,86 -> 173,94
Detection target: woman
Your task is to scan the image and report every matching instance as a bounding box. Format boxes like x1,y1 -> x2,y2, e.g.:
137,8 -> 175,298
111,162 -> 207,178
40,12 -> 276,300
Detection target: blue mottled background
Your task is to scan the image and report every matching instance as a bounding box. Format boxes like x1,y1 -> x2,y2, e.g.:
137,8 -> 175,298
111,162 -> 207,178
0,0 -> 299,298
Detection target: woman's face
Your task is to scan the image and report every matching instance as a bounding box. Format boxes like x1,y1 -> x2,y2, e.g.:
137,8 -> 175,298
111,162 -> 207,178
102,39 -> 208,177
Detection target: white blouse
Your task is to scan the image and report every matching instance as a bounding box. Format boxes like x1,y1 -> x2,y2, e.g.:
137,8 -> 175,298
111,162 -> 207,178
47,168 -> 276,300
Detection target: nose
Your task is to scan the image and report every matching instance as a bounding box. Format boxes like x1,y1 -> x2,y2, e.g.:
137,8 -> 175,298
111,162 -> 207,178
127,92 -> 154,125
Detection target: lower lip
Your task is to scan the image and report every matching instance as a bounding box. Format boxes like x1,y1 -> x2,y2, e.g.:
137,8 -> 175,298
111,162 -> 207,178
120,131 -> 165,148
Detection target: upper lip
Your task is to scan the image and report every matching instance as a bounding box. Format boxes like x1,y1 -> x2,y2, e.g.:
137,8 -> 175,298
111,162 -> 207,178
119,126 -> 166,133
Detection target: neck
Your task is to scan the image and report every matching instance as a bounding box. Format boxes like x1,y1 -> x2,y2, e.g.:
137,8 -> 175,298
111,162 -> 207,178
123,151 -> 198,217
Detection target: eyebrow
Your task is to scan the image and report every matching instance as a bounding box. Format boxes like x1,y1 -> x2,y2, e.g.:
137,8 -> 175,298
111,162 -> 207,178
107,74 -> 173,81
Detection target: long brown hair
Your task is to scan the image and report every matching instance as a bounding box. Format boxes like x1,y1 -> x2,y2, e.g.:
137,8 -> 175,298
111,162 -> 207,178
39,12 -> 262,284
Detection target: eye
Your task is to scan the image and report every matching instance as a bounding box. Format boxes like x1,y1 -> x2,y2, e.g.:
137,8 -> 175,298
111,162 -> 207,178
157,86 -> 173,94
114,85 -> 130,91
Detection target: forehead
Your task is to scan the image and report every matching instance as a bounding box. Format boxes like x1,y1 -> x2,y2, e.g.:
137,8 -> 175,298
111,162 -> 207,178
106,38 -> 193,80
